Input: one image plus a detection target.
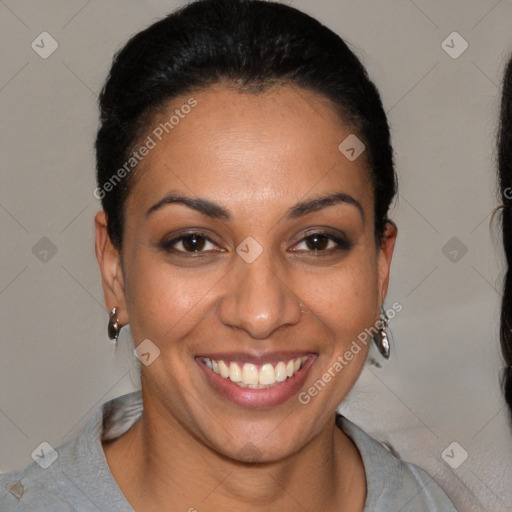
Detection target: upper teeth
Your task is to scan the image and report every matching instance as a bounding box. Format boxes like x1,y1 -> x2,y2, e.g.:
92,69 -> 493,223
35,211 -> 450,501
201,356 -> 309,388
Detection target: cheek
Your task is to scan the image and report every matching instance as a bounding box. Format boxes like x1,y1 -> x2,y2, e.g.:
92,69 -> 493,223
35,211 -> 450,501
292,252 -> 379,407
123,247 -> 233,351
301,252 -> 380,335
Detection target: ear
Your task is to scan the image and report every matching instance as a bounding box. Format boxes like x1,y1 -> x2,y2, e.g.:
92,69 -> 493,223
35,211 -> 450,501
376,221 -> 397,305
94,210 -> 129,326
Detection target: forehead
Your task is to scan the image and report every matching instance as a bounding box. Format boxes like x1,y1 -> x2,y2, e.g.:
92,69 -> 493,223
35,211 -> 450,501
126,84 -> 373,217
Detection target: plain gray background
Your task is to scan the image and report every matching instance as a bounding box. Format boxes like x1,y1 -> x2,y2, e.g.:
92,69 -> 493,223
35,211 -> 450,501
1,1 -> 512,511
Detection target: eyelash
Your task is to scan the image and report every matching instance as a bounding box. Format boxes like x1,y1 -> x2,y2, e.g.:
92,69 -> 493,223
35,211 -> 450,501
160,231 -> 353,255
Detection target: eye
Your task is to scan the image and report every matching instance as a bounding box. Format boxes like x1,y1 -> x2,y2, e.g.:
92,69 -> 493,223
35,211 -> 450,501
292,232 -> 352,253
162,232 -> 219,253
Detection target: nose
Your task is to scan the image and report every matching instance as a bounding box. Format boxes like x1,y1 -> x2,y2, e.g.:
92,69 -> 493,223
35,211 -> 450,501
218,251 -> 303,339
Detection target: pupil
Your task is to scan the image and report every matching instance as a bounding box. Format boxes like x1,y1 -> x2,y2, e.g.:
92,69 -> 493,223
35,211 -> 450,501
183,235 -> 205,252
307,234 -> 328,250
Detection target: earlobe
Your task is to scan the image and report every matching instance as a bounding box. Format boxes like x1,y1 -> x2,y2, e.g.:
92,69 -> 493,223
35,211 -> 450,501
377,221 -> 397,304
94,211 -> 128,325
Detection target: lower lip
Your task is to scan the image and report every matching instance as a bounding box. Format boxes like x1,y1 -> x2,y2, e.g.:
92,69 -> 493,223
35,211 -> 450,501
196,356 -> 316,408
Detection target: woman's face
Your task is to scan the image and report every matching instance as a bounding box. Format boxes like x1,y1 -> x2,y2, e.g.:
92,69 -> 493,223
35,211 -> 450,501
96,84 -> 396,462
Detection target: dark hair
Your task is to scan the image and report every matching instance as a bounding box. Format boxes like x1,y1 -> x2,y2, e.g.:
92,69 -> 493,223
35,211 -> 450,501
498,54 -> 512,416
95,0 -> 396,249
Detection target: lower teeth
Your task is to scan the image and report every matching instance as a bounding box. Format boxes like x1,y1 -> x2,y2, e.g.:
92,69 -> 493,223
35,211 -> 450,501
236,382 -> 275,389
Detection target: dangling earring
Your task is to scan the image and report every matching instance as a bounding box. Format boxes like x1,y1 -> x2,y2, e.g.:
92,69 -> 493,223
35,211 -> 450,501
107,307 -> 121,346
373,306 -> 390,359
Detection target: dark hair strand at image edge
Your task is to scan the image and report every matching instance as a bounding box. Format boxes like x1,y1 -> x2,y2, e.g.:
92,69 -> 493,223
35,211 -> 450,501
498,55 -> 512,418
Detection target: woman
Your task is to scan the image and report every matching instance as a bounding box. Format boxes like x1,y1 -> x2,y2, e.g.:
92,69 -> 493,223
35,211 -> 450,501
0,1 -> 457,510
498,55 -> 512,418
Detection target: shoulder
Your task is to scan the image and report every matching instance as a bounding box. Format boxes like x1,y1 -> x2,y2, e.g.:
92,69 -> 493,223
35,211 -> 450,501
0,442 -> 79,511
337,415 -> 458,512
0,391 -> 142,511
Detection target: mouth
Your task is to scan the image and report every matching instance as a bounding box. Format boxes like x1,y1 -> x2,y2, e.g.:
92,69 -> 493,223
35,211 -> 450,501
195,352 -> 316,408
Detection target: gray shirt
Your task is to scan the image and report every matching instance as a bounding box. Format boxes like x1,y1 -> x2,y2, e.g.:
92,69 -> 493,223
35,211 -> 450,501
0,391 -> 457,511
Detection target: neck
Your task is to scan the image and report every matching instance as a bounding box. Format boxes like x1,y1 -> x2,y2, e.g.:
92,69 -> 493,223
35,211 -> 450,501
103,394 -> 366,512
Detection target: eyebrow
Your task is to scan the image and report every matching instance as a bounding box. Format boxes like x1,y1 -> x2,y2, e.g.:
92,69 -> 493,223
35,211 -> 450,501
146,191 -> 364,222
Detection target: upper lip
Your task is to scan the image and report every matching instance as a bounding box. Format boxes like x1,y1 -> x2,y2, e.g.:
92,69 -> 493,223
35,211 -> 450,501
196,351 -> 317,365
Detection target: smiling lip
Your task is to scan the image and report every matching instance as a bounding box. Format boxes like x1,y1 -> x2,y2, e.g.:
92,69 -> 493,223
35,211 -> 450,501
196,352 -> 317,408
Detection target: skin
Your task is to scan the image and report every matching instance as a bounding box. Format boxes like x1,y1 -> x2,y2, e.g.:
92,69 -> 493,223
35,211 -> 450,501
95,83 -> 397,512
